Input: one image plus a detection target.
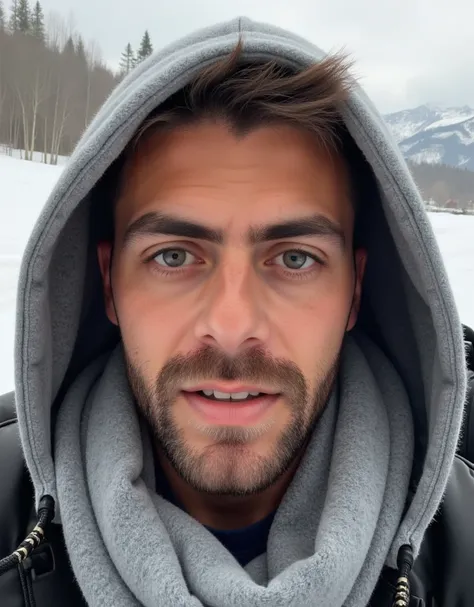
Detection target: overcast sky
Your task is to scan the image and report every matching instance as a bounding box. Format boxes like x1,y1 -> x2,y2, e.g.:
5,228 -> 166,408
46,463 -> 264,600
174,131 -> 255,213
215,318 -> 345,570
39,0 -> 474,114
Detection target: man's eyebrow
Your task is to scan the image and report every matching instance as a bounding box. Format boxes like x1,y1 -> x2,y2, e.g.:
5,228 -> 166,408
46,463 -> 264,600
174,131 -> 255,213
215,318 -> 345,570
122,212 -> 224,247
122,211 -> 345,249
248,214 -> 346,248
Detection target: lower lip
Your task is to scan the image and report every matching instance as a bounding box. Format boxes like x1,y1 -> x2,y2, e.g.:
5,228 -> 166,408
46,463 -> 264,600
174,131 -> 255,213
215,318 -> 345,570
182,391 -> 279,425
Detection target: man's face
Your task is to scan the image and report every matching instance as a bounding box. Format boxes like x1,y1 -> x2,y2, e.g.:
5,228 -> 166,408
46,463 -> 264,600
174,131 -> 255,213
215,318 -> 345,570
98,121 -> 366,496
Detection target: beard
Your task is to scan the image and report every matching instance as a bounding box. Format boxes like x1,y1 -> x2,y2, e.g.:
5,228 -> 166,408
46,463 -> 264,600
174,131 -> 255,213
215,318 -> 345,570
126,344 -> 338,497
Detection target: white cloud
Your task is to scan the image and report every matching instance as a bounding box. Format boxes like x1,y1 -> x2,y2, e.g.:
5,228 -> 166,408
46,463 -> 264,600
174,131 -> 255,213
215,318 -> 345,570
40,0 -> 474,113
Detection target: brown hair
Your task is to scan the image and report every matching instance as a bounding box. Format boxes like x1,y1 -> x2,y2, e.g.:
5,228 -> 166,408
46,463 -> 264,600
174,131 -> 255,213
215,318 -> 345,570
95,42 -> 375,245
133,40 -> 353,151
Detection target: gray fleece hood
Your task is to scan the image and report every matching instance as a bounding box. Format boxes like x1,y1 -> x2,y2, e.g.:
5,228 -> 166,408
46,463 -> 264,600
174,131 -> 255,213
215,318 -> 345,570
14,15 -> 466,600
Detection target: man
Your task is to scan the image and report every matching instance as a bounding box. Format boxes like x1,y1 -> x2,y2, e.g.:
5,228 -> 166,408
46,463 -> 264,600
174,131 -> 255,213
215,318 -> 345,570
0,16 -> 473,607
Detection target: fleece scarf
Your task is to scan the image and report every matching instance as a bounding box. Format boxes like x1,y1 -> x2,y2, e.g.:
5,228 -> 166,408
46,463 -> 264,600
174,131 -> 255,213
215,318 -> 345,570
55,335 -> 413,607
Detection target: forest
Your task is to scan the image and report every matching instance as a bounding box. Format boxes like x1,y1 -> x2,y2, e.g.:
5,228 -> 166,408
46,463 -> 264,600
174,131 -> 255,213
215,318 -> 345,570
0,0 -> 151,162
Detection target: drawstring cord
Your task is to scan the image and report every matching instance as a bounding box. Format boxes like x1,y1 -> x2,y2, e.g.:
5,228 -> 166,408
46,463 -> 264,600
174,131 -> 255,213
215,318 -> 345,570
0,495 -> 55,576
18,559 -> 37,607
392,544 -> 414,607
2,494 -> 414,607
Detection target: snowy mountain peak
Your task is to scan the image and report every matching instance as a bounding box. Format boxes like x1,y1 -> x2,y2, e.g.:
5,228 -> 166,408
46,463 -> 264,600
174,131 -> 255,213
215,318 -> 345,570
384,104 -> 474,170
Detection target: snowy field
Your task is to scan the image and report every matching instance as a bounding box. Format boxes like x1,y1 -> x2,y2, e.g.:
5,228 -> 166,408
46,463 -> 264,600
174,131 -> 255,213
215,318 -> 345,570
0,154 -> 473,393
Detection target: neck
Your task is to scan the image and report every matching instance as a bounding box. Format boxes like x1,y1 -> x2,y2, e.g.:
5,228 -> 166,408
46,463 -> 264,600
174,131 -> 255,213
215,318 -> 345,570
156,449 -> 302,530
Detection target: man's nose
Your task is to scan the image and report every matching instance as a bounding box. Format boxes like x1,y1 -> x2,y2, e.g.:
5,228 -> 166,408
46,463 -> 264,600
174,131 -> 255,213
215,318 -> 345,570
194,255 -> 270,356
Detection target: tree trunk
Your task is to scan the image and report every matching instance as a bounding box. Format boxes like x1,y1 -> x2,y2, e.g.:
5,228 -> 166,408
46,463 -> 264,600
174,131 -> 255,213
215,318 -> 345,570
43,115 -> 48,163
53,100 -> 68,164
28,71 -> 43,161
49,76 -> 61,164
85,68 -> 91,128
16,88 -> 29,160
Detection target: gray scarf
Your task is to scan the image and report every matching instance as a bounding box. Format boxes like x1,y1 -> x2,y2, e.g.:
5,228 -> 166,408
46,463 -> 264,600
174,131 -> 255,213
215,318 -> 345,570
55,335 -> 413,607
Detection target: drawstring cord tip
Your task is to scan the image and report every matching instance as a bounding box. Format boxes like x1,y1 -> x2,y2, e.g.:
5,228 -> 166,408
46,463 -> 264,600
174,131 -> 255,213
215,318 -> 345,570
392,544 -> 414,607
0,495 -> 55,576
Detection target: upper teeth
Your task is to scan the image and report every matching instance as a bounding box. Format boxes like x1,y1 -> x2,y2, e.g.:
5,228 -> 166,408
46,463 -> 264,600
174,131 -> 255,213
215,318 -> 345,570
202,390 -> 261,401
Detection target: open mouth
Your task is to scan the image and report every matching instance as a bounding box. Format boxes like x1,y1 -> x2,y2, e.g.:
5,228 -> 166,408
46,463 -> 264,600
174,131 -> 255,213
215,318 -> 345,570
195,389 -> 265,402
182,389 -> 279,425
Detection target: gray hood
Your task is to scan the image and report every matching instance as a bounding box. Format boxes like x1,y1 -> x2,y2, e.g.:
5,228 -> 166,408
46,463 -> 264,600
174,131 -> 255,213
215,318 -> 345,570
15,16 -> 466,567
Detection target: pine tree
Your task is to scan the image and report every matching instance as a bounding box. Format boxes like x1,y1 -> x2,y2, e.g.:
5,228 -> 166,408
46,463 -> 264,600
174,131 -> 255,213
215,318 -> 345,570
17,0 -> 30,33
119,42 -> 135,74
76,35 -> 87,63
0,1 -> 5,32
31,1 -> 44,41
9,0 -> 19,32
63,36 -> 75,55
136,30 -> 153,63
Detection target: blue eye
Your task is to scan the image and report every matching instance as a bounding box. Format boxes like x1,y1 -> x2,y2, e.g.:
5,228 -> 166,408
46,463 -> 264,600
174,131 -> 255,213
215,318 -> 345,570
153,249 -> 196,268
275,250 -> 317,270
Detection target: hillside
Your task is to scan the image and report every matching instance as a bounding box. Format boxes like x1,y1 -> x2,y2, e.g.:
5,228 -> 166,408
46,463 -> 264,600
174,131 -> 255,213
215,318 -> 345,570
385,105 -> 474,170
408,161 -> 474,208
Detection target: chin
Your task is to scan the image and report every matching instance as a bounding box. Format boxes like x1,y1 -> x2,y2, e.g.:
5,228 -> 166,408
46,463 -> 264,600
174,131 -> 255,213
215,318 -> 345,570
181,443 -> 283,496
157,411 -> 307,495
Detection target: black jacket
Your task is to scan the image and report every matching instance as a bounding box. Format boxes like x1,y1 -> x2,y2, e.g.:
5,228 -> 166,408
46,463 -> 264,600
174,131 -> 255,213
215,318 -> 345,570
1,328 -> 473,607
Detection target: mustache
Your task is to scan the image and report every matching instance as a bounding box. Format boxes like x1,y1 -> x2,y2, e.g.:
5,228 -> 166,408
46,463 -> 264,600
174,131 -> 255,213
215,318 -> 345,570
154,344 -> 308,403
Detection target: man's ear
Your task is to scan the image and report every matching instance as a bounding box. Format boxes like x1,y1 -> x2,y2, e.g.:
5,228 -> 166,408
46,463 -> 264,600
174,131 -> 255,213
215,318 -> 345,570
97,242 -> 118,326
346,248 -> 367,332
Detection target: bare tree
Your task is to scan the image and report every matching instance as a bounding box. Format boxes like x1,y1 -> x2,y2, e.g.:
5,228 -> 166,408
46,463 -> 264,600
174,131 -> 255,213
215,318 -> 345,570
0,1 -> 6,32
65,9 -> 76,41
0,6 -> 120,162
45,9 -> 67,51
12,34 -> 46,159
0,30 -> 5,129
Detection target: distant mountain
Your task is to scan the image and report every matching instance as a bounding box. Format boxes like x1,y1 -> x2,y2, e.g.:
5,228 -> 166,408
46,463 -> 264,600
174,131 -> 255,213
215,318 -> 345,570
384,105 -> 474,170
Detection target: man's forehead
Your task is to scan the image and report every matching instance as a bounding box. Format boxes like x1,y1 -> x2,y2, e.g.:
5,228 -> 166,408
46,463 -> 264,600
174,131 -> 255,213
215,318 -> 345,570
118,120 -> 349,184
113,121 -> 355,236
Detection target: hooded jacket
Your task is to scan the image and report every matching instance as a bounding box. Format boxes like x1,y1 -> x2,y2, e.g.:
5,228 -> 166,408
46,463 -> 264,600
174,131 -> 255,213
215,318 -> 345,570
1,16 -> 474,607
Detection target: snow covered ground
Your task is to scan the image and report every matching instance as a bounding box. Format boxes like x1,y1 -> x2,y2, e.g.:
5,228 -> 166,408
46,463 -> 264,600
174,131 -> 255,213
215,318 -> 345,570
0,155 -> 64,393
0,154 -> 473,393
